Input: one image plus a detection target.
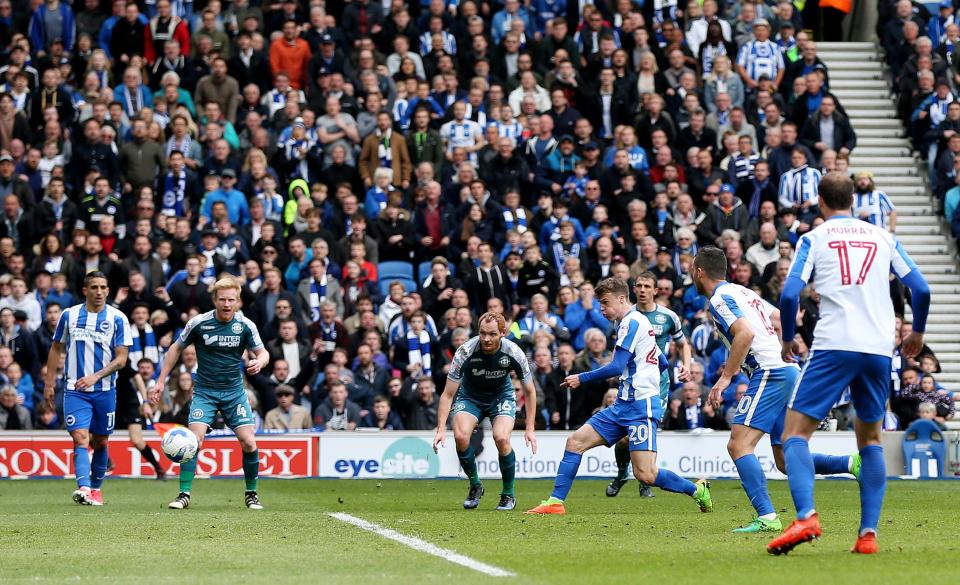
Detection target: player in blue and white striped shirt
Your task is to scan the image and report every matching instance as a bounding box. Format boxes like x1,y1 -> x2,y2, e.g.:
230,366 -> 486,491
852,171 -> 896,232
44,271 -> 133,507
526,277 -> 713,515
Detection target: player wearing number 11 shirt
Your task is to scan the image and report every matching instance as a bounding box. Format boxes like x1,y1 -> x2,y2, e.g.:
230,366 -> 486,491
768,172 -> 930,556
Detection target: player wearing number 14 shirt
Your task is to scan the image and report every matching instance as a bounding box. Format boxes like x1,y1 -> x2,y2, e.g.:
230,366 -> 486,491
526,277 -> 712,515
150,277 -> 271,512
768,172 -> 930,556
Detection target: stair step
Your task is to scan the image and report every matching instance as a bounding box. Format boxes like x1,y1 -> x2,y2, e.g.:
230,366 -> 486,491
891,197 -> 936,206
866,175 -> 926,186
817,41 -> 878,50
884,186 -> 927,195
846,109 -> 898,119
839,98 -> 896,109
924,332 -> 960,342
930,284 -> 960,294
895,225 -> 941,235
865,167 -> 920,177
832,88 -> 895,98
923,343 -> 960,352
909,254 -> 954,264
818,51 -> 883,61
849,155 -> 916,165
829,70 -> 889,81
856,128 -> 906,137
845,118 -> 903,129
857,137 -> 912,147
830,75 -> 890,89
897,235 -> 951,244
823,61 -> 885,71
902,244 -> 950,254
922,272 -> 960,282
896,214 -> 940,223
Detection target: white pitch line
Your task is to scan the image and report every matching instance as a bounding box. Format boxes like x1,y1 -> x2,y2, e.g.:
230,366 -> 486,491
328,512 -> 516,577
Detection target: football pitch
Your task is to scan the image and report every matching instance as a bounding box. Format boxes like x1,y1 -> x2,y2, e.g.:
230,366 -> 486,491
1,478 -> 955,584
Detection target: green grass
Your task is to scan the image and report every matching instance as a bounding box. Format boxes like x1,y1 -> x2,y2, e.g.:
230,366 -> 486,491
0,478 -> 956,584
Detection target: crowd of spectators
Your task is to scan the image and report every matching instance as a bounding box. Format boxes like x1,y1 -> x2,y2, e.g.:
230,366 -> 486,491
0,0 -> 952,436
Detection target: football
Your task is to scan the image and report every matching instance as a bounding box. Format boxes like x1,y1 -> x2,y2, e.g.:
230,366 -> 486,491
161,428 -> 199,463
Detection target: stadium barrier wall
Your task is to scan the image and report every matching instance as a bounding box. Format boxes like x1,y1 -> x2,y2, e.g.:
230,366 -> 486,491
2,431 -> 958,479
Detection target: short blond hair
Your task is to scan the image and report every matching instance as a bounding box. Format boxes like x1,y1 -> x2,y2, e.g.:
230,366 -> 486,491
210,276 -> 242,296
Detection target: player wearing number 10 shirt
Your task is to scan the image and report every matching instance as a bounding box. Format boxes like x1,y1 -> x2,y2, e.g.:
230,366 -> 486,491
768,173 -> 930,556
526,277 -> 713,515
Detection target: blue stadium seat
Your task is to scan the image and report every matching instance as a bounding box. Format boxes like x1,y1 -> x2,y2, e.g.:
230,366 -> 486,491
379,277 -> 416,297
378,261 -> 415,281
901,419 -> 946,478
417,261 -> 433,284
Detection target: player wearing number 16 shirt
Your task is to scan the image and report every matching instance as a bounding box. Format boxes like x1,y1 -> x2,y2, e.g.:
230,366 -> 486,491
149,277 -> 271,512
526,277 -> 713,515
768,172 -> 930,556
433,312 -> 538,512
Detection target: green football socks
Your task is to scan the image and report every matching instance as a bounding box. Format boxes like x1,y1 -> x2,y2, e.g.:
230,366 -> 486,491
179,456 -> 197,494
458,445 -> 481,487
243,450 -> 259,492
499,450 -> 516,496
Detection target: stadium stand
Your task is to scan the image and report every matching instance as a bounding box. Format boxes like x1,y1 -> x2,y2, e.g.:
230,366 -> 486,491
0,0 -> 956,439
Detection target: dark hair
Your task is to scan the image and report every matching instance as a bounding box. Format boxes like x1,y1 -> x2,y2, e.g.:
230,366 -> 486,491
83,270 -> 108,287
818,171 -> 854,210
693,246 -> 728,280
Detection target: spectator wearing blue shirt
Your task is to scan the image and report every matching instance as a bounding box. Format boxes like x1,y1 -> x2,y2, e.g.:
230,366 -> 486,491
602,128 -> 650,172
562,282 -> 609,351
491,0 -> 534,46
29,0 -> 77,55
538,198 -> 585,250
200,169 -> 250,225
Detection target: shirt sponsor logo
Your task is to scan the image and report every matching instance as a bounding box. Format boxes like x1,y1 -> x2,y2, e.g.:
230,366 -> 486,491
72,328 -> 109,343
202,334 -> 242,347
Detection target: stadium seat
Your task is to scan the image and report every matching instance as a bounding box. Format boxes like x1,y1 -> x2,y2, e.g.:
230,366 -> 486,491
379,278 -> 416,297
901,419 -> 946,478
378,261 -> 415,281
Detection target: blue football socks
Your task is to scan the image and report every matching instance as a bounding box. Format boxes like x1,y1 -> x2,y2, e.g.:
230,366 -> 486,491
74,446 -> 91,489
90,447 -> 108,489
550,450 -> 583,501
784,436 -> 816,519
734,454 -> 775,517
812,453 -> 851,475
858,445 -> 886,536
654,468 -> 697,496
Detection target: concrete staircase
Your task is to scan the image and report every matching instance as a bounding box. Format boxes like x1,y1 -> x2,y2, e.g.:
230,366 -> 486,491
817,41 -> 960,389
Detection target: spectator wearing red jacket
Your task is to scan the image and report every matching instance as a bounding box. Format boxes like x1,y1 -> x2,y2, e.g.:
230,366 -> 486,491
269,19 -> 312,90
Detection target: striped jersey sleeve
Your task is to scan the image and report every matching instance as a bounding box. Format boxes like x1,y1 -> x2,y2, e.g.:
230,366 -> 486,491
502,338 -> 533,384
447,337 -> 480,381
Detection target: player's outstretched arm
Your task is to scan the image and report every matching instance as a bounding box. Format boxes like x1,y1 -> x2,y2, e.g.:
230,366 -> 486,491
43,342 -> 64,407
522,380 -> 538,454
566,347 -> 633,389
151,342 -> 183,405
433,378 -> 461,453
709,319 -> 753,408
76,346 -> 129,391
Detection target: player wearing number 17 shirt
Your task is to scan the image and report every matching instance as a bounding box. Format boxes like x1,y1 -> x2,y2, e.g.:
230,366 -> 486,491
44,271 -> 133,507
526,277 -> 713,515
768,172 -> 930,556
